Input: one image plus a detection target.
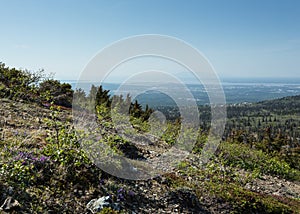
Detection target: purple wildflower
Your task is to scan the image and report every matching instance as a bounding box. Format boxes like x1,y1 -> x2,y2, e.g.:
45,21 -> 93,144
99,179 -> 105,185
17,151 -> 33,160
117,188 -> 126,201
117,193 -> 124,201
39,155 -> 49,162
128,190 -> 135,197
23,131 -> 27,137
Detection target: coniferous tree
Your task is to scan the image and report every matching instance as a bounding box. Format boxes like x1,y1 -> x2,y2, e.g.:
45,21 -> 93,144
95,85 -> 111,107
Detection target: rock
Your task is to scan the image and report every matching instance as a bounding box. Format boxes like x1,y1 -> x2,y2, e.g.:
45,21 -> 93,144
0,196 -> 21,211
8,186 -> 13,195
87,196 -> 110,213
86,196 -> 120,213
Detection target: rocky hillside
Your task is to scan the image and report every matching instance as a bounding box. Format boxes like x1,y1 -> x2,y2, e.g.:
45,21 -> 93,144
0,97 -> 300,213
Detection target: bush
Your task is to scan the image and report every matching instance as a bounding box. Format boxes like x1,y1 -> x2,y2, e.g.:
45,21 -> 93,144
219,142 -> 300,180
39,79 -> 73,107
0,62 -> 44,101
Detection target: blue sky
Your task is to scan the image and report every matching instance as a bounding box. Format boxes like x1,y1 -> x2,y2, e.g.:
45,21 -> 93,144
0,0 -> 300,80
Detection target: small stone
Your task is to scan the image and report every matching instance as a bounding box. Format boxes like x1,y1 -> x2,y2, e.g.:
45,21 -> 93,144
8,186 -> 13,195
87,196 -> 110,213
87,196 -> 120,213
273,191 -> 281,196
0,197 -> 21,211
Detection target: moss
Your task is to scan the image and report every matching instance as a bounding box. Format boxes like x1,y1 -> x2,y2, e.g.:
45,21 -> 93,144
164,172 -> 190,188
204,182 -> 297,213
98,207 -> 120,214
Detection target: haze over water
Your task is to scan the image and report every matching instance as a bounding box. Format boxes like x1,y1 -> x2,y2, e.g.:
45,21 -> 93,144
64,77 -> 300,106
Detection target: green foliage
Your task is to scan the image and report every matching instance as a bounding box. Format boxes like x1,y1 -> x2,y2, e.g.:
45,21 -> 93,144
219,142 -> 300,180
170,158 -> 299,213
0,104 -> 103,212
0,62 -> 46,100
0,62 -> 73,107
1,61 -> 300,213
207,182 -> 296,213
161,121 -> 180,145
99,207 -> 120,214
192,134 -> 207,154
282,146 -> 300,170
39,79 -> 73,107
96,103 -> 112,122
92,85 -> 153,122
129,116 -> 150,132
95,85 -> 111,107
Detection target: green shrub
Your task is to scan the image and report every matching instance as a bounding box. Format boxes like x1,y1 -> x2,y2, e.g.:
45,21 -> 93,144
39,79 -> 73,107
219,142 -> 300,180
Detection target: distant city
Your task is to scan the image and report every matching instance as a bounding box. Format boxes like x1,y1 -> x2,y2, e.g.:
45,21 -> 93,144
63,77 -> 300,107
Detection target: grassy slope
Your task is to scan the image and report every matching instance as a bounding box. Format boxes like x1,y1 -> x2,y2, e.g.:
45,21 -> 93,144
0,97 -> 299,213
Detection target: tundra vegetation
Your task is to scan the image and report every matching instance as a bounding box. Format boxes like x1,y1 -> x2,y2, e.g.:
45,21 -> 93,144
0,63 -> 299,213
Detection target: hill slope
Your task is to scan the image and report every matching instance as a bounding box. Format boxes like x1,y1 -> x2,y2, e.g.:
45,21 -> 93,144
0,95 -> 300,213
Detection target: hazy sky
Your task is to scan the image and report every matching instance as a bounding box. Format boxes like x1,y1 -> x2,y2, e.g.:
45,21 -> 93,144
0,0 -> 300,80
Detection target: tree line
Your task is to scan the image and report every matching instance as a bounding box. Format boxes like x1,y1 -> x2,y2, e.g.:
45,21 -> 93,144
73,85 -> 153,121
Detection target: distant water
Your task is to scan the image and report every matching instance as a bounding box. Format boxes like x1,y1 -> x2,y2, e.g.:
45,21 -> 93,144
62,78 -> 300,106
